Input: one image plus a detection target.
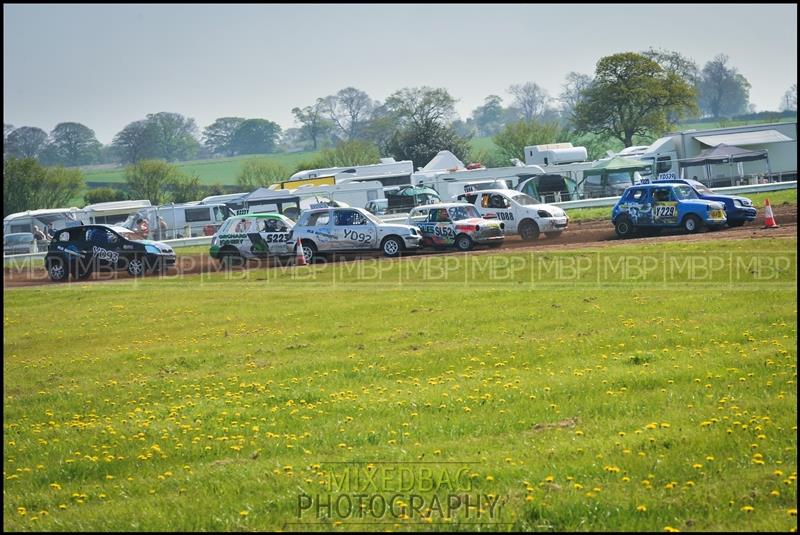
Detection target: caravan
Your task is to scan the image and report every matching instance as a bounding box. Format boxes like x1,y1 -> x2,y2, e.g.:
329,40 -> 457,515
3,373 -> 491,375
121,203 -> 233,240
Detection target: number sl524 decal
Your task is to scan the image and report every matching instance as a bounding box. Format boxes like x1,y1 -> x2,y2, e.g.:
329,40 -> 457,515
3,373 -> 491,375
343,229 -> 372,243
418,224 -> 456,239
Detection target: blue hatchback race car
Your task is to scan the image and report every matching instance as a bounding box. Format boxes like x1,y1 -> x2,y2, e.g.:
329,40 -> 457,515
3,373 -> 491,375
652,178 -> 757,227
612,183 -> 727,238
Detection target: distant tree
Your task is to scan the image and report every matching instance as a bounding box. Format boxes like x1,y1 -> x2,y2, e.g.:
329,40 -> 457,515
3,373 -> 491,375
46,122 -> 102,166
471,95 -> 506,137
559,72 -> 594,124
493,120 -> 563,163
451,118 -> 478,138
147,112 -> 200,161
236,159 -> 290,190
203,117 -> 245,156
322,87 -> 376,140
5,126 -> 49,159
360,103 -> 399,156
3,123 -> 13,157
112,120 -> 160,164
697,54 -> 751,119
205,183 -> 227,197
84,187 -> 127,205
385,87 -> 457,129
573,52 -> 697,146
229,119 -> 282,155
780,83 -> 797,112
508,82 -> 552,122
292,99 -> 334,150
124,160 -> 180,204
386,121 -> 471,169
2,158 -> 83,215
168,173 -> 204,203
642,48 -> 700,86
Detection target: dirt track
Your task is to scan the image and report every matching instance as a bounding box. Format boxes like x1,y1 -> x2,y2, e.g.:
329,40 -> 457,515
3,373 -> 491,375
4,204 -> 796,289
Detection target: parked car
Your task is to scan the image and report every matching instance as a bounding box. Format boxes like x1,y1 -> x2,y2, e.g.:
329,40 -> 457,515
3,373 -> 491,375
287,207 -> 423,263
652,178 -> 757,227
3,232 -> 38,255
365,199 -> 389,216
44,224 -> 176,282
405,203 -> 504,251
457,189 -> 568,241
209,213 -> 295,265
611,183 -> 727,238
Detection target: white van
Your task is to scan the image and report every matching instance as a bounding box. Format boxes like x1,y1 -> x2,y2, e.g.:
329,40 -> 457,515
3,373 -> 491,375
121,203 -> 233,240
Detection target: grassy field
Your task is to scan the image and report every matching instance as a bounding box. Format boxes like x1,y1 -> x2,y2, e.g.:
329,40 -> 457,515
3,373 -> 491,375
3,236 -> 797,531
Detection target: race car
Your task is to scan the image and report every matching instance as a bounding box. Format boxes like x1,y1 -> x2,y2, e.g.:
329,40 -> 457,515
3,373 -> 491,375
457,189 -> 568,241
44,224 -> 176,282
405,202 -> 504,251
652,178 -> 757,227
287,207 -> 423,263
209,213 -> 295,265
612,183 -> 727,238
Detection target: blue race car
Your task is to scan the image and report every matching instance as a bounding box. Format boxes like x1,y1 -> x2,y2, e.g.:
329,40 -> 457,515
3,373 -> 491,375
652,178 -> 757,227
612,183 -> 727,238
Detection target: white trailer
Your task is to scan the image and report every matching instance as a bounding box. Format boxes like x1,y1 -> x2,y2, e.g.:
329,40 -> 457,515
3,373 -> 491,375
286,158 -> 414,188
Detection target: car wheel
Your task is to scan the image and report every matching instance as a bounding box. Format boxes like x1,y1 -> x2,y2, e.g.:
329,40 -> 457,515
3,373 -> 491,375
544,231 -> 562,239
455,234 -> 473,251
614,216 -> 636,238
46,257 -> 69,282
381,236 -> 402,257
519,219 -> 540,241
127,257 -> 146,277
683,214 -> 702,234
219,247 -> 243,269
727,220 -> 745,228
301,241 -> 316,264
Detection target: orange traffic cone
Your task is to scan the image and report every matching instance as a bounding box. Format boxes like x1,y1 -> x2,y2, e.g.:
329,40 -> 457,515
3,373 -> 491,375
295,240 -> 307,266
763,198 -> 780,229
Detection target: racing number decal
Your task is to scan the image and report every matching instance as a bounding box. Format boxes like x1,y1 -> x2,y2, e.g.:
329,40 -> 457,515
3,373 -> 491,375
653,202 -> 678,224
496,211 -> 514,221
343,229 -> 372,243
264,233 -> 288,243
419,224 -> 455,242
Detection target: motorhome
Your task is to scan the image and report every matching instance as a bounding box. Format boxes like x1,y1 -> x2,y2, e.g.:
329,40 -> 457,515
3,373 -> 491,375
3,207 -> 84,237
285,158 -> 414,188
82,200 -> 153,226
636,122 -> 797,185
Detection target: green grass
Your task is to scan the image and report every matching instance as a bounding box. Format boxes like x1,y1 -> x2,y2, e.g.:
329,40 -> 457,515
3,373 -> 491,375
82,152 -> 321,187
3,237 -> 797,531
566,187 -> 797,223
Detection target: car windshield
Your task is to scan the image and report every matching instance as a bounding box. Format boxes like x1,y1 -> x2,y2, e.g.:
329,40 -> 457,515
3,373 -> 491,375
690,181 -> 713,194
673,185 -> 698,200
361,210 -> 381,225
109,227 -> 137,240
448,205 -> 480,220
509,193 -> 539,206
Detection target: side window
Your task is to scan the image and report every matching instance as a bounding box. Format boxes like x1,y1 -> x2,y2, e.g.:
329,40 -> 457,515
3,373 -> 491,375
481,195 -> 491,208
656,156 -> 672,174
234,219 -> 251,233
334,210 -> 366,226
653,189 -> 671,202
409,209 -> 429,224
262,218 -> 287,232
630,189 -> 645,202
429,208 -> 451,223
308,212 -> 330,226
213,207 -> 227,222
185,208 -> 211,223
490,195 -> 509,209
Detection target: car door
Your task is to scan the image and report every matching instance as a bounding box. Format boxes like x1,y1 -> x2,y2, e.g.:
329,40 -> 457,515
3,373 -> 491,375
256,217 -> 292,255
309,210 -> 336,252
487,193 -> 517,232
85,227 -> 121,269
651,187 -> 678,226
334,209 -> 377,250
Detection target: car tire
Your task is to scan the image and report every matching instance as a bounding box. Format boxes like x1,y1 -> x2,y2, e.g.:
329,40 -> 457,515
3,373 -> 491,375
544,231 -> 562,239
455,234 -> 473,251
219,247 -> 243,269
727,220 -> 745,228
614,216 -> 636,238
127,257 -> 146,277
300,240 -> 317,264
519,219 -> 540,241
46,257 -> 69,282
381,236 -> 403,257
682,214 -> 702,234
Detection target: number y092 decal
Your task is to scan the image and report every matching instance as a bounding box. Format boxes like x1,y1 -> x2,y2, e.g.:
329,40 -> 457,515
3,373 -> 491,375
343,229 -> 371,243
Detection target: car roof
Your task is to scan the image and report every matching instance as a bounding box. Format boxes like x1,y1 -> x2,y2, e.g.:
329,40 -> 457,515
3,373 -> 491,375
234,213 -> 288,219
5,232 -> 34,237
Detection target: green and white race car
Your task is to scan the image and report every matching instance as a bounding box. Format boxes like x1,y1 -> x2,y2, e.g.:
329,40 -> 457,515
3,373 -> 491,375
209,213 -> 295,264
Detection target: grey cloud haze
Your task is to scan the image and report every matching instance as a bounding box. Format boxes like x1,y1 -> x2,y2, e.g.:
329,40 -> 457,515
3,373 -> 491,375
3,3 -> 797,144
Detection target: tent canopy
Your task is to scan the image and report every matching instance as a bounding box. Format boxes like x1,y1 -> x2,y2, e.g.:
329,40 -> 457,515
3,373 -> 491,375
584,155 -> 651,175
695,130 -> 792,146
679,143 -> 768,167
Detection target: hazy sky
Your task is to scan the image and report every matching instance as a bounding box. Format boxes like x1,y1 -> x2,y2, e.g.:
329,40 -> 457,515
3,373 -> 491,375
4,4 -> 797,144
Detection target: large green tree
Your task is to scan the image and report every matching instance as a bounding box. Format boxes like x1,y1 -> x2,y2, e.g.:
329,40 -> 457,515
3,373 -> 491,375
292,99 -> 334,150
697,54 -> 751,119
47,122 -> 102,166
112,120 -> 160,164
322,87 -> 376,140
3,158 -> 83,216
124,160 -> 181,204
229,119 -> 282,155
202,117 -> 245,156
573,52 -> 697,146
507,82 -> 552,122
147,112 -> 200,162
5,126 -> 49,159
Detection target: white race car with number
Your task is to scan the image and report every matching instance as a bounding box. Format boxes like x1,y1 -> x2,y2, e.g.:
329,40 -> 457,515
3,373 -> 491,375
210,213 -> 295,264
458,189 -> 568,241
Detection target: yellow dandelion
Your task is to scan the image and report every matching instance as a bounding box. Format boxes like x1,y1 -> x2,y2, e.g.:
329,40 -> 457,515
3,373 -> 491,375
637,505 -> 647,512
740,505 -> 754,513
